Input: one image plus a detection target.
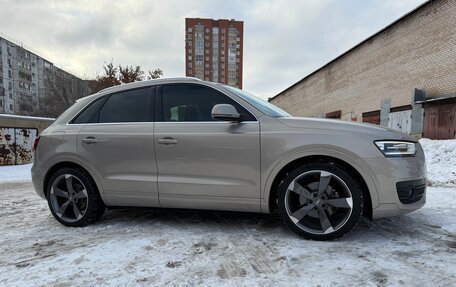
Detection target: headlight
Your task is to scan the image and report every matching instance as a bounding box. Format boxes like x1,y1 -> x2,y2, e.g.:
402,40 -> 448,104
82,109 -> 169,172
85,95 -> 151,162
374,141 -> 416,157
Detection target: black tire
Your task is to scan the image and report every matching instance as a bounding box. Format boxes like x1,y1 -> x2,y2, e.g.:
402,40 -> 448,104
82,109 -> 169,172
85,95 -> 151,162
278,161 -> 363,240
46,167 -> 105,227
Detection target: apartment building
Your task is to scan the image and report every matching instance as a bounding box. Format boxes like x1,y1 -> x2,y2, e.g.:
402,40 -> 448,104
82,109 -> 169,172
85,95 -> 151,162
0,35 -> 84,115
185,18 -> 243,88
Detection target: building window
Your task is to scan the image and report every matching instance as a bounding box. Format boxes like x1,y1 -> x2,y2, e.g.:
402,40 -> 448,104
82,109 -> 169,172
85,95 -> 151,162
8,82 -> 12,91
0,100 -> 2,107
9,104 -> 13,111
187,28 -> 192,32
8,70 -> 12,78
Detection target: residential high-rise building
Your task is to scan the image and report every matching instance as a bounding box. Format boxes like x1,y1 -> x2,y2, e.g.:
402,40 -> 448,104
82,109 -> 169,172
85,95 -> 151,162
0,35 -> 85,116
185,18 -> 243,88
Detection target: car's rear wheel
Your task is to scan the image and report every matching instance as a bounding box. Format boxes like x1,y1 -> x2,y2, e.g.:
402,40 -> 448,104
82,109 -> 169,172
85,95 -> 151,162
47,167 -> 105,227
278,162 -> 363,240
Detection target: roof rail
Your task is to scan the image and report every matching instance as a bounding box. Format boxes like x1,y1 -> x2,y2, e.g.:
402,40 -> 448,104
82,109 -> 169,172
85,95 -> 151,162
98,77 -> 203,94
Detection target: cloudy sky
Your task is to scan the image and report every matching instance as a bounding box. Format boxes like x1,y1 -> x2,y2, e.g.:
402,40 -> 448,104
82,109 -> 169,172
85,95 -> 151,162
0,0 -> 426,99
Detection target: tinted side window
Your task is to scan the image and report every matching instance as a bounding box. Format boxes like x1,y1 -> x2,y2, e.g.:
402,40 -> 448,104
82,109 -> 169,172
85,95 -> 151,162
161,85 -> 255,122
98,88 -> 151,123
71,96 -> 106,124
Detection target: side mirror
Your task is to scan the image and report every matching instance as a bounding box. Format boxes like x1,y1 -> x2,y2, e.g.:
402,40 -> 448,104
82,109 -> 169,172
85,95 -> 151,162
211,104 -> 241,122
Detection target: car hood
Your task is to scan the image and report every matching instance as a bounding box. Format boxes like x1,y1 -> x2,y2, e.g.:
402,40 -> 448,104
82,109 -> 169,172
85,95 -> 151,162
276,117 -> 416,141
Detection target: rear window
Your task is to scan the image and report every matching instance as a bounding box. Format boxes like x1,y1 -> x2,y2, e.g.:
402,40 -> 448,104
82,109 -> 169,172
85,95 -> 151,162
98,88 -> 151,123
71,96 -> 107,124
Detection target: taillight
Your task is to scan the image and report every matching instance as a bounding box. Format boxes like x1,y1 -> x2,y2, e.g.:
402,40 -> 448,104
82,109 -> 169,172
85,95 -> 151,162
33,136 -> 41,151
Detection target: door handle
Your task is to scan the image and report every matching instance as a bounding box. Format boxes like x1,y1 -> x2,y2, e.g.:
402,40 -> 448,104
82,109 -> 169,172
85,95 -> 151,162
82,137 -> 98,144
158,137 -> 178,145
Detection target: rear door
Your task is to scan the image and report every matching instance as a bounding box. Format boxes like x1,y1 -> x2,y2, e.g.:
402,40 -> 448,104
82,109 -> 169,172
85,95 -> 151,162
75,87 -> 159,207
154,84 -> 261,212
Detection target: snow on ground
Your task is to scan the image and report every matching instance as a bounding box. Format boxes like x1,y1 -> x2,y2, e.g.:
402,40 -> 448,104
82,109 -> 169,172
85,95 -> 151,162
420,138 -> 456,187
0,163 -> 32,183
0,182 -> 454,286
0,140 -> 455,286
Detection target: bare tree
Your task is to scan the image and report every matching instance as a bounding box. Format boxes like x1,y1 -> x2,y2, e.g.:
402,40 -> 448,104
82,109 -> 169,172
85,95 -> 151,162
148,68 -> 163,80
38,68 -> 90,118
119,65 -> 144,83
36,61 -> 164,117
90,61 -> 164,93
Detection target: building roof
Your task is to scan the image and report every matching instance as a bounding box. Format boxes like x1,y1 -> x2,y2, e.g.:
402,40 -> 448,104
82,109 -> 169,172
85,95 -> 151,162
269,0 -> 432,102
415,93 -> 456,104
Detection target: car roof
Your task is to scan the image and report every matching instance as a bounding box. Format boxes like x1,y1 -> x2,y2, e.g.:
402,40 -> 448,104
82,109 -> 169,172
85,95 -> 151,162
97,77 -> 211,95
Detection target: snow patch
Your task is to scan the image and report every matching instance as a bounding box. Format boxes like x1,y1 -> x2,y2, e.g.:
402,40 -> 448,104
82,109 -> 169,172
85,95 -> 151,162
0,163 -> 32,183
420,138 -> 456,187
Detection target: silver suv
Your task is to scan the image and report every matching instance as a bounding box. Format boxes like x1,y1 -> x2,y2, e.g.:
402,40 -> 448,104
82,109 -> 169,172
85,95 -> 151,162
32,78 -> 426,240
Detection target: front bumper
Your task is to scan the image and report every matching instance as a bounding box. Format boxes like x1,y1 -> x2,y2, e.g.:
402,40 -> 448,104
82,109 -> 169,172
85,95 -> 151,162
364,146 -> 427,218
396,178 -> 426,204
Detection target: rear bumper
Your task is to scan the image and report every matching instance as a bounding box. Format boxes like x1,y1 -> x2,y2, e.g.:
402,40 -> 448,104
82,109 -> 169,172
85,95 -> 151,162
31,162 -> 46,199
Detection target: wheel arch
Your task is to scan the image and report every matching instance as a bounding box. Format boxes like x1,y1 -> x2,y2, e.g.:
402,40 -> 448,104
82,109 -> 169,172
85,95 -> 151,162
263,152 -> 377,219
43,161 -> 106,204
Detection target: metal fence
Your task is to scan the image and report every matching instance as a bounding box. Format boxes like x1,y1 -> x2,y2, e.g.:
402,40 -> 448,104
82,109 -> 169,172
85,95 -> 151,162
0,127 -> 37,165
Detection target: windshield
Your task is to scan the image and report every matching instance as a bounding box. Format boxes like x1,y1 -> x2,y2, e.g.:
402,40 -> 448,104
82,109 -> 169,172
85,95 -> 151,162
223,85 -> 291,118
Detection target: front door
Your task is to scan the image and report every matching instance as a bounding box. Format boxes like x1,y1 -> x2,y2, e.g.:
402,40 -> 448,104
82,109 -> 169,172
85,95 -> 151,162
154,84 -> 261,212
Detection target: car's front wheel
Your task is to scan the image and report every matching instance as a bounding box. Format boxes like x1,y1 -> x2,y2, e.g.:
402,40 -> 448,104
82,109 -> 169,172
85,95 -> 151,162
46,167 -> 105,227
278,162 -> 363,240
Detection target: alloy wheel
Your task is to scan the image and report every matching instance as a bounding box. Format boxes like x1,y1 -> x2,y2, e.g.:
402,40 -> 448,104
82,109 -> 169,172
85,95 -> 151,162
284,170 -> 353,235
49,174 -> 89,223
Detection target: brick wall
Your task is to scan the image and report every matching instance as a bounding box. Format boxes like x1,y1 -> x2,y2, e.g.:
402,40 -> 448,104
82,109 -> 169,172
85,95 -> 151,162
270,0 -> 456,121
